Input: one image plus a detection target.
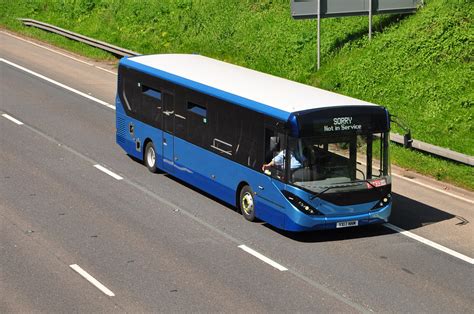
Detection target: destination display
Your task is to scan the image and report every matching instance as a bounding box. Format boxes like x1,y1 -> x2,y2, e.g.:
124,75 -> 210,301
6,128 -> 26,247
323,117 -> 362,132
293,106 -> 389,137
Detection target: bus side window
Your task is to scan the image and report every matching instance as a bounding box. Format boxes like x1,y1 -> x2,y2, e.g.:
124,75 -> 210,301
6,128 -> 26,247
264,129 -> 287,180
122,77 -> 141,117
141,84 -> 162,128
233,107 -> 263,170
185,91 -> 208,148
265,129 -> 283,163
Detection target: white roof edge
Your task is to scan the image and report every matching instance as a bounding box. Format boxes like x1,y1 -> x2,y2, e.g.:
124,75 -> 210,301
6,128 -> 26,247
127,54 -> 379,114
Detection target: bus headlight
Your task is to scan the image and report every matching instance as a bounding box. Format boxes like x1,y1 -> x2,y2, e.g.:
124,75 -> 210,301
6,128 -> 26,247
371,193 -> 391,210
282,191 -> 323,216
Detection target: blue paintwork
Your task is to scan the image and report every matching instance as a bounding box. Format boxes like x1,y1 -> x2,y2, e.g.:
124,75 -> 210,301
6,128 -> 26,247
117,95 -> 391,232
288,113 -> 300,137
116,59 -> 392,232
162,132 -> 174,174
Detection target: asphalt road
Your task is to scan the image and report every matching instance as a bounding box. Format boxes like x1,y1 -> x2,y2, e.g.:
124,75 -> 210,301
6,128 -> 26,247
1,30 -> 473,312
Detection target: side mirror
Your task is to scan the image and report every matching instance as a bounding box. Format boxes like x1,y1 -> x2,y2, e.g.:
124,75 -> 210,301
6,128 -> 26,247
390,114 -> 413,149
404,132 -> 413,149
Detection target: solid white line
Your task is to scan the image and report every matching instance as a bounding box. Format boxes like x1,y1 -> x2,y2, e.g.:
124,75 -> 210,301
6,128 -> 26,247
95,66 -> 117,76
69,264 -> 115,296
0,58 -> 115,110
1,31 -> 94,66
1,31 -> 117,75
384,223 -> 474,265
94,164 -> 123,180
2,113 -> 24,125
392,173 -> 474,205
238,245 -> 288,271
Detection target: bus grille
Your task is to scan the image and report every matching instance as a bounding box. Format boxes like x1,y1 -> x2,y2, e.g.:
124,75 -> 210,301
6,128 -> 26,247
116,117 -> 127,144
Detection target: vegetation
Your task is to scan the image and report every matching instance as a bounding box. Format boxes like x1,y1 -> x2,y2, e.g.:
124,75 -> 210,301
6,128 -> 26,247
1,0 -> 472,189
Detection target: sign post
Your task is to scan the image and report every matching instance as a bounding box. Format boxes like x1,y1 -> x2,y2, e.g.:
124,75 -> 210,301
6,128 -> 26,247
369,0 -> 372,40
317,0 -> 320,70
290,0 -> 422,69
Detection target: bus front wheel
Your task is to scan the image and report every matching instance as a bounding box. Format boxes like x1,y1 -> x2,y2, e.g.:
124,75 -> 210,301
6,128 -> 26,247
239,185 -> 256,222
144,141 -> 157,173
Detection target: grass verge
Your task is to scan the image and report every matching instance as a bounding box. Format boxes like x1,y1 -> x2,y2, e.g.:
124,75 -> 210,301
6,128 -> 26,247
1,0 -> 472,190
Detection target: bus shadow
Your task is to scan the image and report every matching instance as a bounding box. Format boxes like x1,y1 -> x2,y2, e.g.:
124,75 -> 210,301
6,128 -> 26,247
133,157 -> 456,243
264,193 -> 455,243
389,193 -> 455,230
164,174 -> 242,214
127,154 -> 167,174
264,224 -> 393,243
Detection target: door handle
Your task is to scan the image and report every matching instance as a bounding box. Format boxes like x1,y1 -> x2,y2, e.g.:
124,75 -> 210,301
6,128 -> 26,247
163,138 -> 167,146
258,185 -> 264,190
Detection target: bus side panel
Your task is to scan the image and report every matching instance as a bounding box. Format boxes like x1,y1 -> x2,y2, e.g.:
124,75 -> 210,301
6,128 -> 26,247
116,97 -> 137,158
252,177 -> 288,230
173,136 -> 288,231
116,97 -> 163,164
173,136 -> 235,205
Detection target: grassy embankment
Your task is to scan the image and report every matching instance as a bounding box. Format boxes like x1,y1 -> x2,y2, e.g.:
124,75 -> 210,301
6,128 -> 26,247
1,0 -> 472,189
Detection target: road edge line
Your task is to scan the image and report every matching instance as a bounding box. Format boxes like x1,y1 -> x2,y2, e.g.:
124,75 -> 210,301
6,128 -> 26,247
0,58 -> 115,110
384,223 -> 474,265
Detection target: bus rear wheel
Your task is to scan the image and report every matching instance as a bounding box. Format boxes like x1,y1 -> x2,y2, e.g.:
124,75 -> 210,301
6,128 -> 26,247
239,185 -> 256,222
144,141 -> 157,173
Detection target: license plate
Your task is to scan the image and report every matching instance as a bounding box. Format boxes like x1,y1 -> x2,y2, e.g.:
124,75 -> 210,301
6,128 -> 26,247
336,220 -> 359,228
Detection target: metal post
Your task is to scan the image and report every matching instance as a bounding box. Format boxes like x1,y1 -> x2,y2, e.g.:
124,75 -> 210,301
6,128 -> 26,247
317,0 -> 321,70
368,0 -> 372,40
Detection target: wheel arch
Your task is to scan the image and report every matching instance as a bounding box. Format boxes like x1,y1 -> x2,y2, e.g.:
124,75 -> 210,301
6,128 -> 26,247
143,138 -> 153,160
235,181 -> 250,208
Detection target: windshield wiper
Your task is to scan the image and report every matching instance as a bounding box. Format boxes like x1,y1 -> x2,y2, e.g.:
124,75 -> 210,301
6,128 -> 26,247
309,179 -> 380,201
310,181 -> 361,200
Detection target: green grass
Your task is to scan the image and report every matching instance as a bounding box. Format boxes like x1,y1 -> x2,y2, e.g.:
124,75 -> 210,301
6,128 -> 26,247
391,145 -> 474,190
1,0 -> 472,190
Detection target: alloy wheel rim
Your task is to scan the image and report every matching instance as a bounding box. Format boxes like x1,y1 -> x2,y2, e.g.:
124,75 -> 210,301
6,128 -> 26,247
242,192 -> 254,215
147,147 -> 155,167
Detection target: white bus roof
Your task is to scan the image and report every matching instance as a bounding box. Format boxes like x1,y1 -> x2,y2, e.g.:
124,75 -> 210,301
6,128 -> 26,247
125,54 -> 378,120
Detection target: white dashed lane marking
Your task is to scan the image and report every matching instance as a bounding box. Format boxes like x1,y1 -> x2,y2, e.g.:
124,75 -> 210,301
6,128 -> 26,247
94,164 -> 123,180
2,113 -> 24,125
238,245 -> 288,271
70,264 -> 115,297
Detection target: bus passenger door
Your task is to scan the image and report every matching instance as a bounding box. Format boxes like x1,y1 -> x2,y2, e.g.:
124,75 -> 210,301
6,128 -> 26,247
162,92 -> 175,173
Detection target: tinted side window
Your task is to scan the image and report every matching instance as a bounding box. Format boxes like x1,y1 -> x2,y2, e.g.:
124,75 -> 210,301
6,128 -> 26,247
209,99 -> 236,159
140,84 -> 162,127
119,66 -> 163,128
233,106 -> 264,171
121,70 -> 142,119
263,128 -> 286,179
186,90 -> 208,147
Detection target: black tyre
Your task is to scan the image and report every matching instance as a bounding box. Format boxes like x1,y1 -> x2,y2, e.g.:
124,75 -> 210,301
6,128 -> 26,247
239,185 -> 256,222
144,142 -> 158,173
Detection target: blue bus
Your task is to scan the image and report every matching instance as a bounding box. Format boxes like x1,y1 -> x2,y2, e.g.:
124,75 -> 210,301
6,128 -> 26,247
116,54 -> 392,232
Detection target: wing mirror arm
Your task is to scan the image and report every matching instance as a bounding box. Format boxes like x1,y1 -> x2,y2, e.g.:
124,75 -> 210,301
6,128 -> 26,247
390,115 -> 413,149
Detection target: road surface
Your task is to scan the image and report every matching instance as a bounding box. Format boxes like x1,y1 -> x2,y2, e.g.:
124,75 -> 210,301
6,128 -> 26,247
1,30 -> 473,312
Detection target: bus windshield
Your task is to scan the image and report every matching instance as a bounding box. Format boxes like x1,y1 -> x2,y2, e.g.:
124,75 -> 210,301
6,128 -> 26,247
288,132 -> 390,193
